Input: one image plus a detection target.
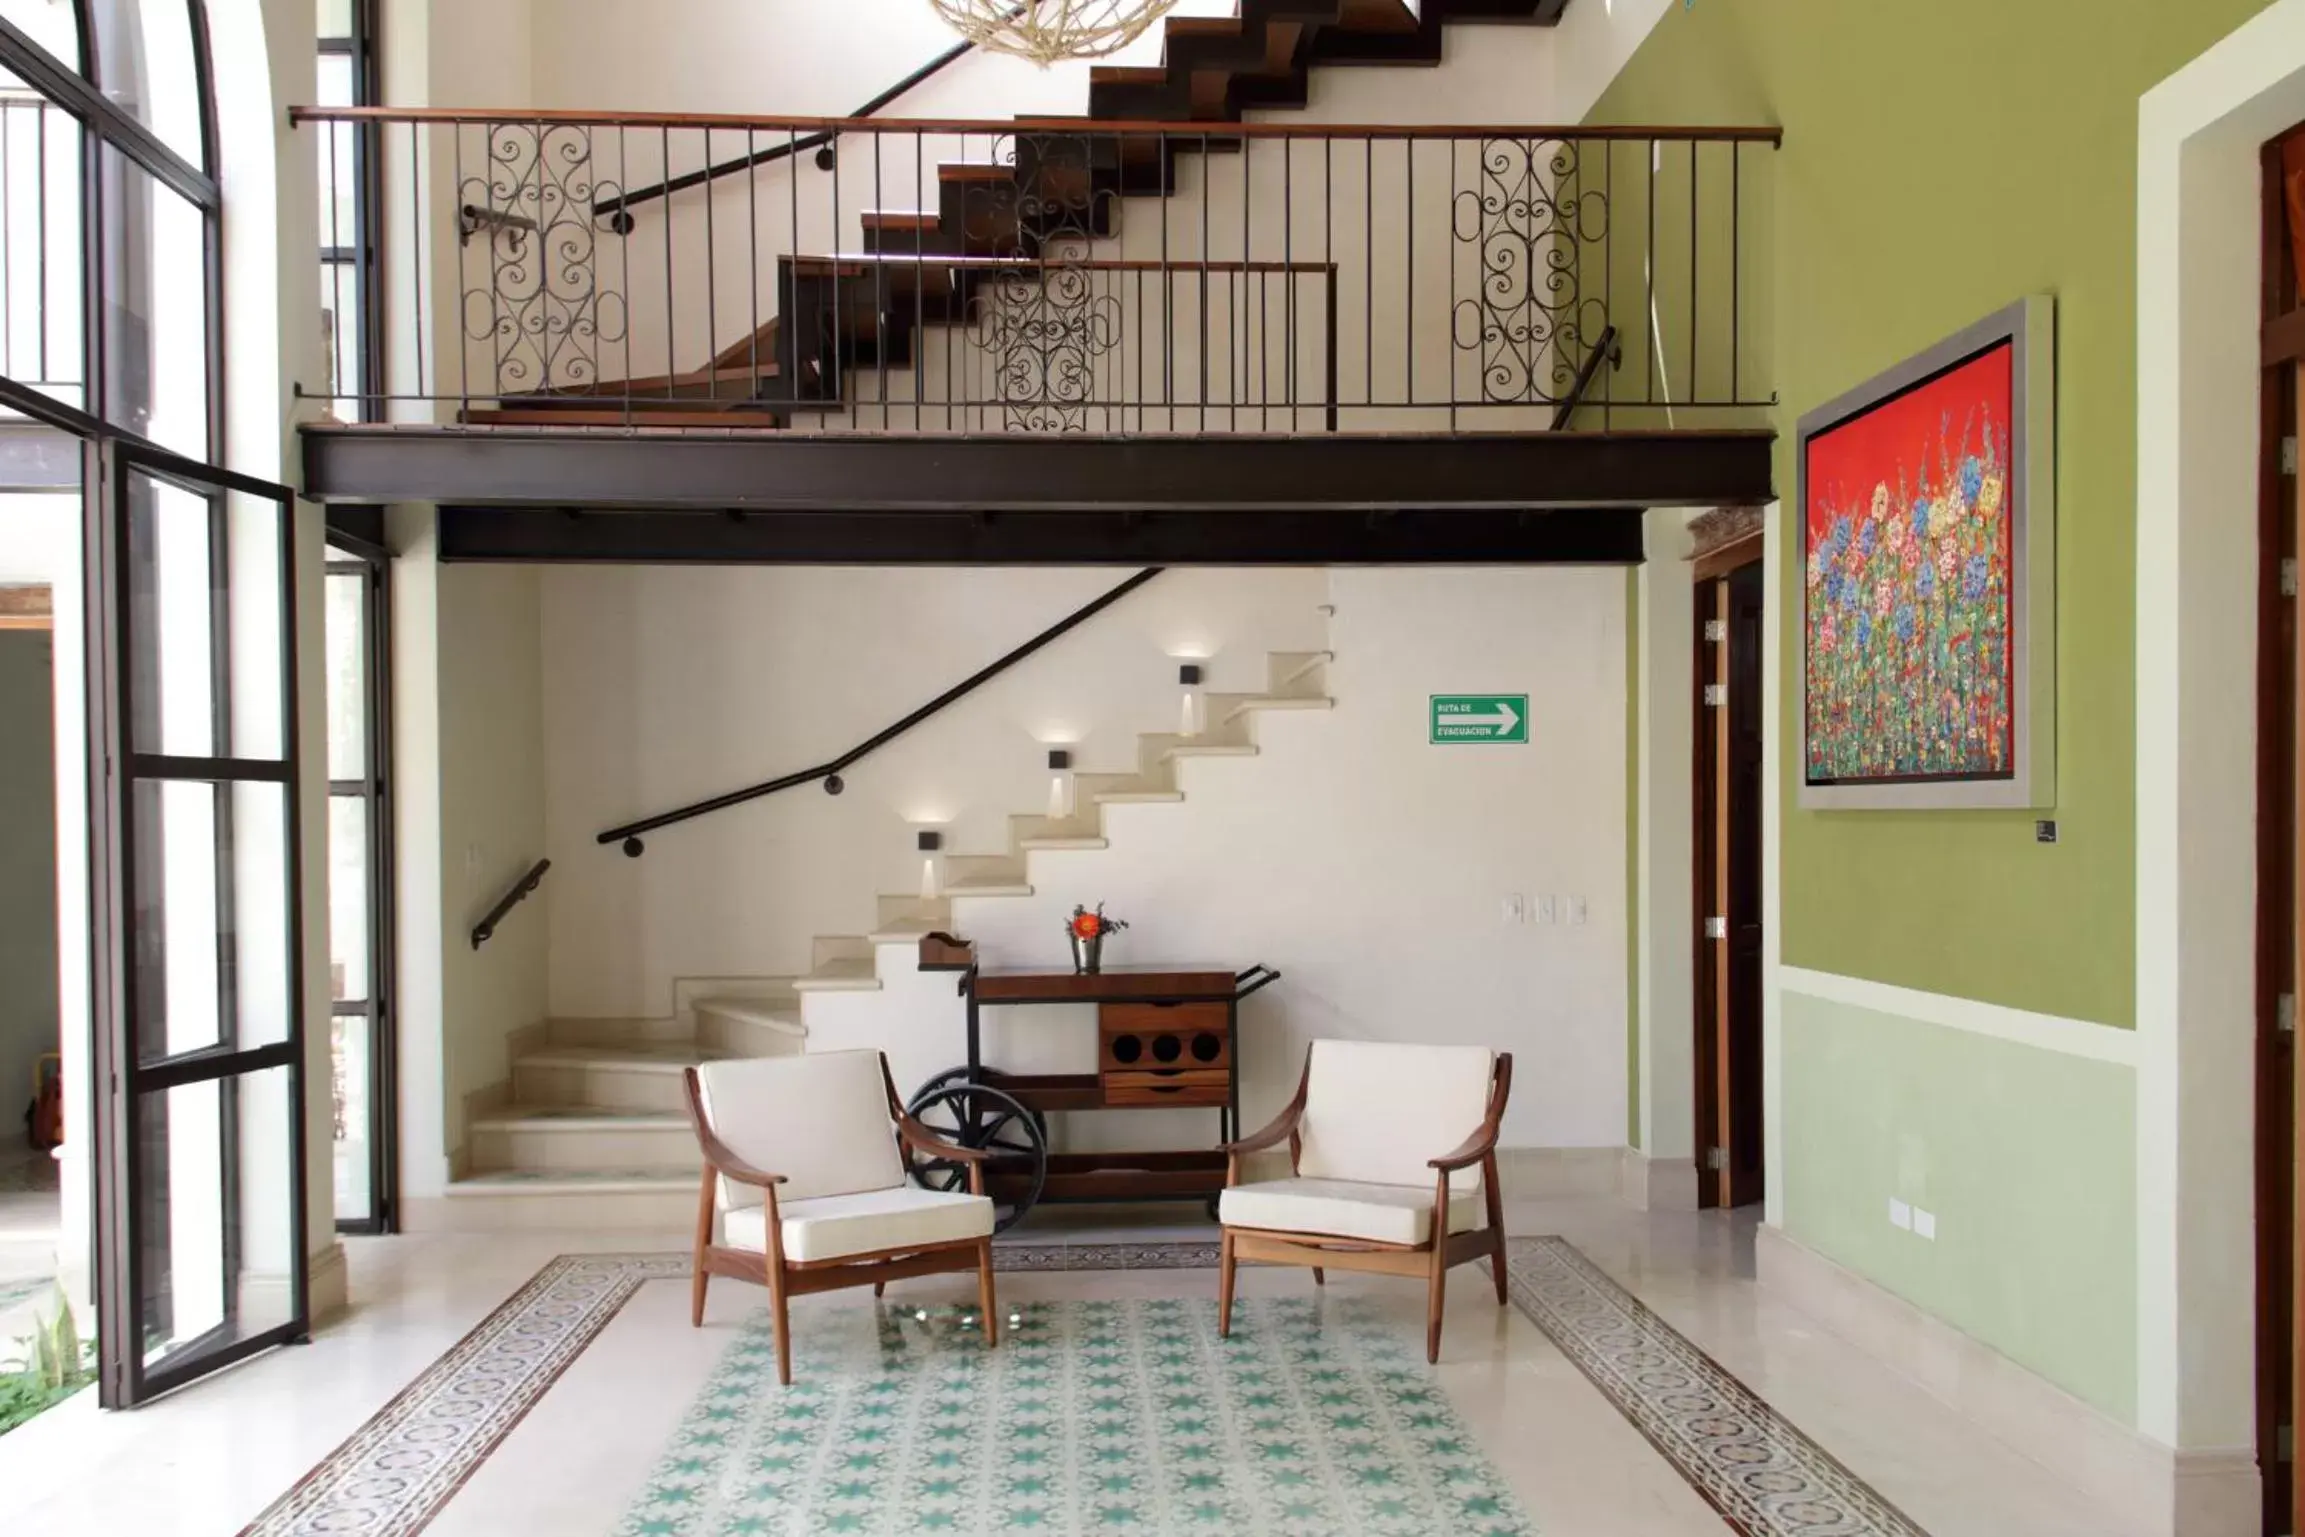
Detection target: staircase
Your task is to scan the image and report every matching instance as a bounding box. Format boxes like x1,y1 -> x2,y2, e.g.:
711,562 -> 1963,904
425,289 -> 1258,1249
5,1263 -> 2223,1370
466,0 -> 1571,429
435,648 -> 1336,1227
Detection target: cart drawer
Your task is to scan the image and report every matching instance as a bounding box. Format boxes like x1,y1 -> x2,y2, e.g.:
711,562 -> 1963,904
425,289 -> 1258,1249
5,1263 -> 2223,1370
1102,1068 -> 1230,1107
1099,1002 -> 1231,1075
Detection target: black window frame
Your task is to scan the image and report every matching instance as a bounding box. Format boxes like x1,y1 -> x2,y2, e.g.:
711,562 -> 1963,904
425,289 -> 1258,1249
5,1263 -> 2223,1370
316,0 -> 381,420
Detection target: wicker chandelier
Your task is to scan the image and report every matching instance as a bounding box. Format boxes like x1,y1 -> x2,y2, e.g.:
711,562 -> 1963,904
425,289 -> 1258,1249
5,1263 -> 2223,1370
929,0 -> 1184,66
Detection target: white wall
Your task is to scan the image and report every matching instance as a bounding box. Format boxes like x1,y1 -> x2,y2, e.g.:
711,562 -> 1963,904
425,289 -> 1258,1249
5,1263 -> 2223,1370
393,511 -> 550,1196
1633,508 -> 1694,1164
541,565 -> 1328,1014
798,567 -> 1632,1151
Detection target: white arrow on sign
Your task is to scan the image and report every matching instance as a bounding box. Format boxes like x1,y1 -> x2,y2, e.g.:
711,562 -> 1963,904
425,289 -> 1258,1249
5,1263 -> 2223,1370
1451,702 -> 1519,733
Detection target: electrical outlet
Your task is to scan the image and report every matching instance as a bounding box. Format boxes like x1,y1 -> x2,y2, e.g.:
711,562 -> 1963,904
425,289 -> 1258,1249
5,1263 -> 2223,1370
1912,1207 -> 1937,1241
1502,894 -> 1526,924
1888,1197 -> 1913,1231
1569,896 -> 1588,925
1537,895 -> 1558,925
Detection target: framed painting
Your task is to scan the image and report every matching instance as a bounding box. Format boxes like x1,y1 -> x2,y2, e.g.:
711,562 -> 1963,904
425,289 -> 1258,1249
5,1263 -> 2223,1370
1796,296 -> 2055,810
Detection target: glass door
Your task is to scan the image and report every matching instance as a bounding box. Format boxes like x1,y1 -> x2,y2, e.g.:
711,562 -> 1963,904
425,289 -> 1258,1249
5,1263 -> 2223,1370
89,439 -> 305,1404
324,545 -> 391,1232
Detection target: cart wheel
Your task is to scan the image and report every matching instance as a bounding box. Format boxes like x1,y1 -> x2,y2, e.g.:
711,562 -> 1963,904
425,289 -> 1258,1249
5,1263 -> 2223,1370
1204,1195 -> 1224,1225
905,1081 -> 1048,1234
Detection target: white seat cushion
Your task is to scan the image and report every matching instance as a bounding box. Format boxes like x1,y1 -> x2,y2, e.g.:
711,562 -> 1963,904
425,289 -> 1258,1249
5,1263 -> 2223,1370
1295,1040 -> 1495,1195
722,1186 -> 995,1263
1219,1176 -> 1484,1248
695,1050 -> 907,1211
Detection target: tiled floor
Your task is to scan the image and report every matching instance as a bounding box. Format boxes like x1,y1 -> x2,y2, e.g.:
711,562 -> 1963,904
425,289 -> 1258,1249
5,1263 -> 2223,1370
0,1198 -> 2146,1536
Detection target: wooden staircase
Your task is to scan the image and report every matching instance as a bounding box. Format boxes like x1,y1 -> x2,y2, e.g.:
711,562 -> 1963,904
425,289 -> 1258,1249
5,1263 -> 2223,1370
464,0 -> 1570,428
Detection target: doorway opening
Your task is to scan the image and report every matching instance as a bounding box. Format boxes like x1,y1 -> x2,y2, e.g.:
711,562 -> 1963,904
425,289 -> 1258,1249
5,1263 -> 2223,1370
0,582 -> 63,1355
1692,531 -> 1764,1209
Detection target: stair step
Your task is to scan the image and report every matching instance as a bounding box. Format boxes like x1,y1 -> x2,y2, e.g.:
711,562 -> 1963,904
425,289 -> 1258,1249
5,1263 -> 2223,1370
471,1105 -> 685,1131
446,1169 -> 695,1196
945,879 -> 1035,897
516,1043 -> 730,1074
468,1104 -> 698,1177
1020,836 -> 1109,851
512,1042 -> 731,1114
793,956 -> 882,992
1094,789 -> 1185,804
1224,695 -> 1335,721
1165,743 -> 1260,760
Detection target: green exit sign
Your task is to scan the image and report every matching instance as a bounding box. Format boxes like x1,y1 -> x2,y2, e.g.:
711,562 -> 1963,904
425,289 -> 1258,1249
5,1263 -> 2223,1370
1430,694 -> 1529,744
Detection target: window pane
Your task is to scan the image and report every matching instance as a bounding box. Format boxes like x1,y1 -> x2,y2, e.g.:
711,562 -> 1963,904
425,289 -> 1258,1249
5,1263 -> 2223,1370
313,65 -> 356,248
319,260 -> 360,408
0,1 -> 84,71
135,1065 -> 298,1369
331,1015 -> 371,1223
315,49 -> 352,107
100,145 -> 209,458
324,569 -> 365,779
88,0 -> 205,168
0,90 -> 87,404
317,0 -> 352,42
130,778 -> 292,1063
327,793 -> 367,1002
124,473 -> 286,761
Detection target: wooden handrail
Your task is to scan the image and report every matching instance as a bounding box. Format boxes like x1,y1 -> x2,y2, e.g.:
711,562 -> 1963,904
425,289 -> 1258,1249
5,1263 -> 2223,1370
285,105 -> 1783,145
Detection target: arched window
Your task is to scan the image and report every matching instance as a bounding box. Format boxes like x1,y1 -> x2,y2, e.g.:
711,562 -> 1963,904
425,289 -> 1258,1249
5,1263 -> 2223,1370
0,0 -> 219,456
0,0 -> 312,1411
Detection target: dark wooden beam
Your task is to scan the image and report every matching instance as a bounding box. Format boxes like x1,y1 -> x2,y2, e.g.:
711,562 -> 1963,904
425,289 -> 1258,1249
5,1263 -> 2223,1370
303,428 -> 1773,512
433,505 -> 1648,565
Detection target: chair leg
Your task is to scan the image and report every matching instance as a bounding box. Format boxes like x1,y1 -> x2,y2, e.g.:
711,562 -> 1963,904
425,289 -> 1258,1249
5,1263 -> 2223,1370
1482,1153 -> 1508,1306
690,1258 -> 709,1328
976,1241 -> 1000,1348
873,1280 -> 886,1297
1487,1234 -> 1508,1305
1426,1249 -> 1447,1365
1217,1229 -> 1238,1338
1310,1266 -> 1325,1287
768,1267 -> 793,1387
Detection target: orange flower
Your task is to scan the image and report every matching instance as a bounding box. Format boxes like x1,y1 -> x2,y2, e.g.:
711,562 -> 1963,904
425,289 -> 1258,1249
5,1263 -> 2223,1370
1071,912 -> 1102,939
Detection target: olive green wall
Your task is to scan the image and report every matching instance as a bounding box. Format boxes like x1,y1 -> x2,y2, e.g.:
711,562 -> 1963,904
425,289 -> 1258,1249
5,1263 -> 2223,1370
1588,0 -> 2272,1027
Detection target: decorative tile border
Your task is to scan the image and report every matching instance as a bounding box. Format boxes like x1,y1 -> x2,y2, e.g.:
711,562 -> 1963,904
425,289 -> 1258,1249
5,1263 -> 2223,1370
1507,1236 -> 1928,1537
238,1252 -> 691,1536
242,1235 -> 1925,1537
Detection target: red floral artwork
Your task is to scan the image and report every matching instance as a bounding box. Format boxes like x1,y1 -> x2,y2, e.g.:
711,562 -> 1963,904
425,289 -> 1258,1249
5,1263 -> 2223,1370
1804,343 -> 2015,785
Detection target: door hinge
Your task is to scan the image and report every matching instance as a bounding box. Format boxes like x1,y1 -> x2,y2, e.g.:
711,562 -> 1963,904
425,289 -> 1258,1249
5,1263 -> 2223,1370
1704,619 -> 1726,642
2281,993 -> 2296,1036
1703,916 -> 1728,940
2285,558 -> 2299,599
1706,1147 -> 1728,1172
1703,683 -> 1727,708
2284,436 -> 2298,476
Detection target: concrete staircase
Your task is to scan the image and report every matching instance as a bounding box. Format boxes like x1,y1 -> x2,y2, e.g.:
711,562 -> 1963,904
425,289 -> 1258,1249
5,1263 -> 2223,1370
433,648 -> 1333,1229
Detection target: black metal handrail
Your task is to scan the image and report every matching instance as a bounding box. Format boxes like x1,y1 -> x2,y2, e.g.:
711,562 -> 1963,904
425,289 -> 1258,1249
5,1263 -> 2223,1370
471,858 -> 550,950
592,9 -> 1021,228
600,567 -> 1165,856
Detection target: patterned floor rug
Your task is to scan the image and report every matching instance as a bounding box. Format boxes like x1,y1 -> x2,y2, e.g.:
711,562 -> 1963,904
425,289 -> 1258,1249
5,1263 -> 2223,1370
617,1295 -> 1537,1537
239,1237 -> 1928,1537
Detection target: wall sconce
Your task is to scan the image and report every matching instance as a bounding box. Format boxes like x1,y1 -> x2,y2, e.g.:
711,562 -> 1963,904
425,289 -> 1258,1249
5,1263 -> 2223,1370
917,829 -> 942,901
1047,748 -> 1074,820
1177,663 -> 1203,738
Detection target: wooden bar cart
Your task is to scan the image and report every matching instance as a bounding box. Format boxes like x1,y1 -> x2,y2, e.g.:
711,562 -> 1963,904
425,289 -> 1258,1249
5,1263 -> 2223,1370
904,937 -> 1281,1230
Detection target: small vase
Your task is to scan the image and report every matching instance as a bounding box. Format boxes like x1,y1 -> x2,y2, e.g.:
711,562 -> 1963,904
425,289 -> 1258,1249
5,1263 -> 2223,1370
1070,933 -> 1104,974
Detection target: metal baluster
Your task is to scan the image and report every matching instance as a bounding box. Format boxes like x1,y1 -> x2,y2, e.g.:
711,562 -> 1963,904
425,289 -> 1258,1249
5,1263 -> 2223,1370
1688,138 -> 1697,410
874,130 -> 888,431
1405,136 -> 1414,412
1364,134 -> 1372,411
410,121 -> 426,409
1731,140 -> 1740,405
1200,133 -> 1210,433
1161,132 -> 1171,425
1447,135 -> 1456,431
36,105 -> 47,385
1645,133 -> 1655,406
661,126 -> 676,402
3,106 -> 14,379
703,126 -> 719,403
1284,137 -> 1293,426
788,128 -> 801,420
748,127 -> 760,404
913,130 -> 925,428
619,127 -> 633,426
831,124 -> 843,429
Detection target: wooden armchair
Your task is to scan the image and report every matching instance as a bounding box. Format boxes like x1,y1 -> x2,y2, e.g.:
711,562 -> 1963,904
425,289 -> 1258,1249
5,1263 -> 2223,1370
683,1049 -> 999,1385
1216,1041 -> 1512,1363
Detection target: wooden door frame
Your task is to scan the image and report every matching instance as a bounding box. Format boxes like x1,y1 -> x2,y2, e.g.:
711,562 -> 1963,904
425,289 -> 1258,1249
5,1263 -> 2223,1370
1691,535 -> 1761,1209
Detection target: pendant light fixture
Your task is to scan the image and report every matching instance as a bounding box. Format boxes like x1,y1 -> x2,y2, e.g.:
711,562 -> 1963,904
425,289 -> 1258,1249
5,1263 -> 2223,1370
927,0 -> 1183,66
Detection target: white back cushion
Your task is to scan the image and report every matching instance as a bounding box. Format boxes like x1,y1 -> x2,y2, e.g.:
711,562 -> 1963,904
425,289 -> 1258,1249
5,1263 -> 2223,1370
695,1050 -> 906,1209
1294,1040 -> 1496,1192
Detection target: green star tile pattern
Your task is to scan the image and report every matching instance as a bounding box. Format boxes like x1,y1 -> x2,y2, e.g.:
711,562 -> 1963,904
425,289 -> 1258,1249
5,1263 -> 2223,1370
614,1297 -> 1537,1537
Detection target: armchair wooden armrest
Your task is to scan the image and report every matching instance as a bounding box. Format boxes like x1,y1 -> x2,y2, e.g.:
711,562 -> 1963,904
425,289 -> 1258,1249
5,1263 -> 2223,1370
680,1066 -> 788,1190
894,1114 -> 992,1165
1427,1052 -> 1514,1173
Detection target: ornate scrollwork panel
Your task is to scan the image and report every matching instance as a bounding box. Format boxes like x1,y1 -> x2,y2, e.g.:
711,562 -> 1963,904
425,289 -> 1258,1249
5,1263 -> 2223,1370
459,123 -> 628,397
1450,137 -> 1610,405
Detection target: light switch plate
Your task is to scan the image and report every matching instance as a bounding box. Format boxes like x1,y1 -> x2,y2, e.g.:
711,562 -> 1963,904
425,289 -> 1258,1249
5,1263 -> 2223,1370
1569,896 -> 1588,925
1912,1207 -> 1937,1241
1537,895 -> 1558,924
1502,894 -> 1526,924
1888,1197 -> 1913,1231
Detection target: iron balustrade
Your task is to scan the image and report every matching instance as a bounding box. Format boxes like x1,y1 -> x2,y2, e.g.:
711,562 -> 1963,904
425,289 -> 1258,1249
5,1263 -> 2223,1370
285,107 -> 1779,435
